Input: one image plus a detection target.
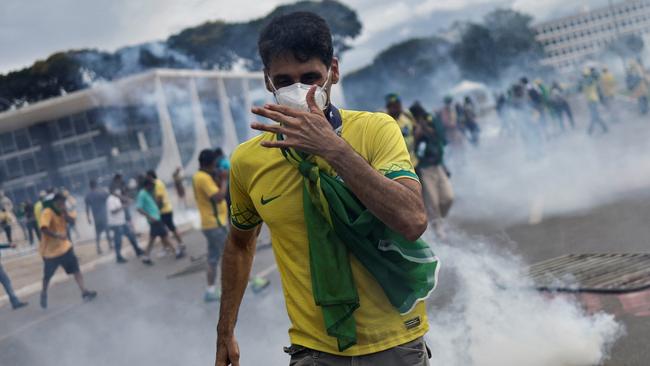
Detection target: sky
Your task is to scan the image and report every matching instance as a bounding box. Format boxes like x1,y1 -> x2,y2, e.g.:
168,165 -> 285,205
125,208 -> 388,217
0,0 -> 610,75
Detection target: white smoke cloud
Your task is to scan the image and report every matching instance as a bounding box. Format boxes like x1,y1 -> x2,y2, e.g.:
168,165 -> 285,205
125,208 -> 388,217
425,229 -> 623,366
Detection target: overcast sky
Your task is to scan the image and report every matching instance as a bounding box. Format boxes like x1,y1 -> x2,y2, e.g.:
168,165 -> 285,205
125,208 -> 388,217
0,0 -> 609,74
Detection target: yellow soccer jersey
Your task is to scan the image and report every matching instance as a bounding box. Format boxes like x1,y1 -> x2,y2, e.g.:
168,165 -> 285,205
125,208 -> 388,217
229,109 -> 428,356
154,179 -> 173,214
192,170 -> 228,230
395,112 -> 418,167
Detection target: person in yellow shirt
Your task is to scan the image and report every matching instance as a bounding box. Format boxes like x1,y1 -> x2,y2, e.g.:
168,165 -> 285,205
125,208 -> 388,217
581,68 -> 608,135
0,207 -> 13,244
146,170 -> 185,251
385,93 -> 418,167
194,149 -> 270,303
599,67 -> 617,107
215,12 -> 431,366
33,190 -> 46,228
39,193 -> 96,309
192,150 -> 230,302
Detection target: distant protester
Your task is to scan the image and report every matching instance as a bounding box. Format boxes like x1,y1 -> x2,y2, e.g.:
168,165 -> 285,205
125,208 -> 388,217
39,193 -> 97,309
172,167 -> 186,207
0,242 -> 28,310
385,93 -> 418,166
410,102 -> 454,239
107,188 -> 144,263
136,178 -> 184,265
0,207 -> 13,244
146,170 -> 185,253
85,180 -> 111,254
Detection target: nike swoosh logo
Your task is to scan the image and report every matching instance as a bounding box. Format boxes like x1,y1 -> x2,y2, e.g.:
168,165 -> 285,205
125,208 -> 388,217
260,194 -> 281,205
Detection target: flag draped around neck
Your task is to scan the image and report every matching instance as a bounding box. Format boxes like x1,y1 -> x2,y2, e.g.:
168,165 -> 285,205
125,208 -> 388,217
278,136 -> 440,352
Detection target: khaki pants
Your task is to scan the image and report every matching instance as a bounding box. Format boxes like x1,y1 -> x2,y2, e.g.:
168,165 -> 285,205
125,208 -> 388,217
287,337 -> 430,366
419,165 -> 454,230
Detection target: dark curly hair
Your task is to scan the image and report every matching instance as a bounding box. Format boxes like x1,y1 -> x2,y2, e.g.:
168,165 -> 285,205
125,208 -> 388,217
258,11 -> 333,69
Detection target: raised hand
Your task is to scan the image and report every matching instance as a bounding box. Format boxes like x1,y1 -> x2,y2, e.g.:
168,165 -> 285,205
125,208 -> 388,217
250,85 -> 343,159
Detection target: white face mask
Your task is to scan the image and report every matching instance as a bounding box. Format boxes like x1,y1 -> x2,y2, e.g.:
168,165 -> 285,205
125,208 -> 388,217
268,69 -> 331,112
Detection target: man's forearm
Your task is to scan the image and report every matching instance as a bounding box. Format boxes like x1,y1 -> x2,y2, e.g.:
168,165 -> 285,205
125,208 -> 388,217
217,229 -> 258,336
323,140 -> 427,241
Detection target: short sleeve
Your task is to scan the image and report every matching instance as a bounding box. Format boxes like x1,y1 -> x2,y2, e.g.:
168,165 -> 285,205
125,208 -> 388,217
135,192 -> 145,210
197,173 -> 219,199
367,113 -> 420,182
154,182 -> 164,199
229,158 -> 262,231
40,208 -> 53,230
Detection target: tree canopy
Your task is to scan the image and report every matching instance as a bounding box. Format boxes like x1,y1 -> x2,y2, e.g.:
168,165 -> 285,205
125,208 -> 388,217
0,0 -> 361,111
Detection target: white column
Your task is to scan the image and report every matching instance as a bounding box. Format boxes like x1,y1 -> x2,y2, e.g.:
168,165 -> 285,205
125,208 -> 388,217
154,75 -> 183,182
185,77 -> 212,174
216,77 -> 239,155
240,78 -> 256,141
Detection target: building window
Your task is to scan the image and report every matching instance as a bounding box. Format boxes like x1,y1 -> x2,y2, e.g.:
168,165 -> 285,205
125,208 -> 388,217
6,157 -> 21,179
14,130 -> 31,150
20,155 -> 37,175
79,140 -> 95,159
72,113 -> 89,134
63,143 -> 81,164
0,133 -> 16,154
57,117 -> 75,138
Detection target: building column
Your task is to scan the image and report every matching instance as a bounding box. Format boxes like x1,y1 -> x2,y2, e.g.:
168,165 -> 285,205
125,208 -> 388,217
216,77 -> 239,155
154,75 -> 183,182
240,78 -> 256,141
185,77 -> 212,174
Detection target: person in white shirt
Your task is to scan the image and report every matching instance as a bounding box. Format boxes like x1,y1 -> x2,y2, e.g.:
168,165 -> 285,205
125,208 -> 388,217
107,188 -> 144,263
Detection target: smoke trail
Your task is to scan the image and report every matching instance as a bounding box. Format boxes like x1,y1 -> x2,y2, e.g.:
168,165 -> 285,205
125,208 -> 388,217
424,229 -> 624,366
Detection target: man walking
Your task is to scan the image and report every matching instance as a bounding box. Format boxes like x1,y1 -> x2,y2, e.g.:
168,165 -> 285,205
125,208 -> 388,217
147,170 -> 185,251
0,207 -> 13,245
85,180 -> 111,254
107,188 -> 144,263
136,178 -> 184,265
23,199 -> 40,245
193,150 -> 270,303
193,150 -> 230,302
39,193 -> 97,309
385,93 -> 417,166
411,104 -> 454,239
215,12 -> 436,366
0,242 -> 28,310
581,68 -> 608,135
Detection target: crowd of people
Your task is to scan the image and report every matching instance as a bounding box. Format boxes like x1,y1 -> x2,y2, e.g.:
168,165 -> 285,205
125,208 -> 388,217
496,60 -> 649,146
0,147 -> 270,311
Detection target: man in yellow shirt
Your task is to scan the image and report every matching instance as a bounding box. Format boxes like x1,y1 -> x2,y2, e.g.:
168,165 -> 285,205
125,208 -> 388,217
147,170 -> 185,251
39,193 -> 96,309
192,149 -> 229,302
599,67 -> 616,107
215,12 -> 431,366
194,149 -> 270,303
386,93 -> 418,167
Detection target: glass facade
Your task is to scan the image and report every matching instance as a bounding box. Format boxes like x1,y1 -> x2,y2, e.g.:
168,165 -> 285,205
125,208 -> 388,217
0,72 -> 266,206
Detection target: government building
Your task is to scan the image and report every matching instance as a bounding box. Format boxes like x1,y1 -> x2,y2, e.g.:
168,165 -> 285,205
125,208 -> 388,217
0,69 -> 267,203
535,0 -> 650,70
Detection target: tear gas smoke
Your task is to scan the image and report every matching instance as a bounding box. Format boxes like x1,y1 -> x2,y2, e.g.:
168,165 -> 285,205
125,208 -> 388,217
424,229 -> 623,366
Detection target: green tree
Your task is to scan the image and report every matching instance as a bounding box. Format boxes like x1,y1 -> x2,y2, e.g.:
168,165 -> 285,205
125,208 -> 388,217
343,37 -> 456,110
452,8 -> 543,83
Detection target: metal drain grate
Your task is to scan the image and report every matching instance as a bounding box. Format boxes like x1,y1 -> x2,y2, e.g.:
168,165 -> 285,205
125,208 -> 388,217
528,253 -> 650,294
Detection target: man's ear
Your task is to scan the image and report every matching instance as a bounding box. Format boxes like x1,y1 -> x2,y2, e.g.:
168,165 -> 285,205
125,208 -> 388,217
330,57 -> 340,85
264,68 -> 274,93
